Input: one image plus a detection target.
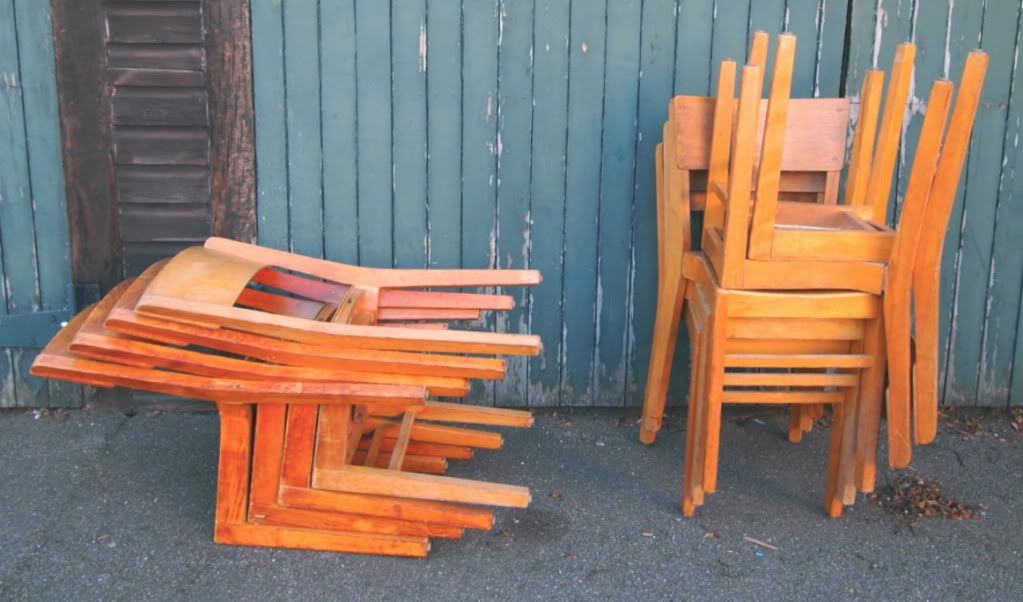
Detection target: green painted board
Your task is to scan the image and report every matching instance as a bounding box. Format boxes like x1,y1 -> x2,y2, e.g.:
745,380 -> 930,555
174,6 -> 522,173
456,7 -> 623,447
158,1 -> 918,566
594,0 -> 642,406
937,0 -> 985,404
425,0 -> 462,268
321,0 -> 360,263
494,0 -> 534,408
988,10 -> 1023,406
748,0 -> 785,95
674,0 -> 714,95
0,0 -> 40,315
666,0 -> 714,402
251,0 -> 289,250
460,0 -> 501,406
391,0 -> 428,269
816,0 -> 848,97
527,0 -> 570,406
561,0 -> 607,404
945,0 -> 1020,406
626,0 -> 679,406
283,1 -> 324,258
784,0 -> 819,97
709,0 -> 750,91
14,0 -> 71,311
355,0 -> 393,267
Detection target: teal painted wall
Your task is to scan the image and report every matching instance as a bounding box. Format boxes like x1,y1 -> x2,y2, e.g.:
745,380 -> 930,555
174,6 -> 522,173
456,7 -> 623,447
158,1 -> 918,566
249,0 -> 1023,408
0,1 -> 78,407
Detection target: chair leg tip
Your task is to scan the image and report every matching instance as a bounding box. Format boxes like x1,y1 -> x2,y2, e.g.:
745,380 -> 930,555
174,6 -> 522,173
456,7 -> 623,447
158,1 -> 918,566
682,500 -> 696,517
639,429 -> 658,445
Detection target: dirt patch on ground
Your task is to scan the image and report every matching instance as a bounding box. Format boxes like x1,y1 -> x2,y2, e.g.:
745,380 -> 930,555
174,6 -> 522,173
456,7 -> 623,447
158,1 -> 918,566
869,473 -> 982,526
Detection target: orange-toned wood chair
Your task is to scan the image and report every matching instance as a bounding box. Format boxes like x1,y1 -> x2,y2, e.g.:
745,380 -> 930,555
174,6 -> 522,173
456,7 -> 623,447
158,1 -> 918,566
33,242 -> 544,556
645,33 -> 988,465
677,62 -> 884,517
643,31 -> 857,444
669,40 -> 986,515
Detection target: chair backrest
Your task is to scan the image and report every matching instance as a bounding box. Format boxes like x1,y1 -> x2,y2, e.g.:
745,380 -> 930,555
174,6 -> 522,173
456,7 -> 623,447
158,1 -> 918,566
711,61 -> 761,286
669,96 -> 849,212
891,51 -> 988,291
670,32 -> 848,220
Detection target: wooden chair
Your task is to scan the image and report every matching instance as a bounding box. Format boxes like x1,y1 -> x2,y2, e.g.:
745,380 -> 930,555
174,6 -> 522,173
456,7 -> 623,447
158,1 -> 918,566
643,31 -> 856,443
669,41 -> 987,514
677,63 -> 885,517
33,242 -> 544,556
646,32 -> 986,468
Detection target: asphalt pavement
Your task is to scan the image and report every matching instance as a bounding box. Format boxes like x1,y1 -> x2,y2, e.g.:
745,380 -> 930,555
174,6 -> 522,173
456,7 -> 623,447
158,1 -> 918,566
1,406 -> 1020,601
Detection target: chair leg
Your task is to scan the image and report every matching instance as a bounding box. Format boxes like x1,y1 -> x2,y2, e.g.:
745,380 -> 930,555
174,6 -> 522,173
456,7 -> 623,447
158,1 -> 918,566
838,380 -> 861,505
884,296 -> 914,467
823,401 -> 848,518
787,405 -> 804,443
913,269 -> 941,446
701,305 -> 727,494
682,323 -> 707,516
640,276 -> 685,443
855,315 -> 887,492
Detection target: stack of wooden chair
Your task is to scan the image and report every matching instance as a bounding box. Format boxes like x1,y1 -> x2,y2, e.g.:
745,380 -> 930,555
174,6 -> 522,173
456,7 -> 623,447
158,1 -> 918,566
32,237 -> 544,557
642,31 -> 987,517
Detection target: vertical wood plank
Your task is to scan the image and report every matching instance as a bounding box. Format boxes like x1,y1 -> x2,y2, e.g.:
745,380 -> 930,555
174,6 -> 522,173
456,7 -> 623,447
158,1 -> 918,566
666,0 -> 714,402
815,0 -> 848,97
320,0 -> 360,264
842,0 -> 877,98
424,0 -> 463,268
560,0 -> 607,405
283,1 -> 324,258
391,0 -> 428,268
593,0 -> 642,406
527,0 -> 570,406
945,0 -> 1020,406
936,0 -> 985,404
13,348 -> 49,407
205,0 -> 258,244
14,0 -> 71,312
709,0 -> 750,92
52,0 -> 120,294
890,1 -> 948,243
461,0 -> 501,405
748,0 -> 785,94
784,0 -> 819,97
988,10 -> 1023,407
674,0 -> 714,96
626,0 -> 678,406
0,0 -> 40,315
355,0 -> 393,267
494,0 -> 534,407
251,0 -> 289,249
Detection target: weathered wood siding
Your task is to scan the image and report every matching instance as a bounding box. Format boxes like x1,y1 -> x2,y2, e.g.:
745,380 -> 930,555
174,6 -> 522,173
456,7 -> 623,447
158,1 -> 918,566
130,0 -> 1023,409
250,0 -> 847,407
845,0 -> 1023,408
0,1 -> 78,407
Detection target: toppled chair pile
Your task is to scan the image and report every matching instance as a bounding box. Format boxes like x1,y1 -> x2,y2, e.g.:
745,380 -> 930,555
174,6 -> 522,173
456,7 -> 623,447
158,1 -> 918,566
33,237 -> 543,557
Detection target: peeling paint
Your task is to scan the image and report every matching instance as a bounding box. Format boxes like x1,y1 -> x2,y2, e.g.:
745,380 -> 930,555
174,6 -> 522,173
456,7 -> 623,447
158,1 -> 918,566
419,19 -> 428,73
872,3 -> 886,68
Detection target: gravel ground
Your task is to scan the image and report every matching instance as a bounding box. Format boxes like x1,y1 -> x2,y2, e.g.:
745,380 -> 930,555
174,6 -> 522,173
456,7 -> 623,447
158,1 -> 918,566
0,406 -> 1020,601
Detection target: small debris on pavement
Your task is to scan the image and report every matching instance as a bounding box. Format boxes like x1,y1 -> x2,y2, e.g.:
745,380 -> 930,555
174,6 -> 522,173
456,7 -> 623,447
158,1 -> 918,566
704,531 -> 720,539
869,473 -> 982,526
549,491 -> 563,501
743,536 -> 779,551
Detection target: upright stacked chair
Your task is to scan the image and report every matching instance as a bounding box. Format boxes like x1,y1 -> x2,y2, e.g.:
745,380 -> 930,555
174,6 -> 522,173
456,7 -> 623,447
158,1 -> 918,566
644,32 -> 987,516
33,240 -> 545,557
